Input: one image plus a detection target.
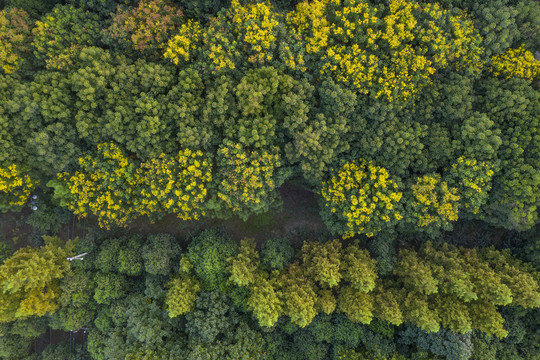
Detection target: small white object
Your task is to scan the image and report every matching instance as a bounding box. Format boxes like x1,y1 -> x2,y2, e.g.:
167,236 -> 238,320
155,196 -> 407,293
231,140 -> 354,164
32,195 -> 38,200
31,205 -> 38,211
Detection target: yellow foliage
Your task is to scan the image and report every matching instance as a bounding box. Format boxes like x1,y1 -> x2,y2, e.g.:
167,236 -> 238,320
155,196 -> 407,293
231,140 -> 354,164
320,160 -> 403,238
230,0 -> 279,63
490,44 -> 540,80
59,143 -> 212,229
0,164 -> 38,210
164,19 -> 201,64
410,174 -> 460,229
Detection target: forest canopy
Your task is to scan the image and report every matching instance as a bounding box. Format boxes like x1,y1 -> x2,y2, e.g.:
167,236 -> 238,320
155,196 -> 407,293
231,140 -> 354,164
0,0 -> 539,359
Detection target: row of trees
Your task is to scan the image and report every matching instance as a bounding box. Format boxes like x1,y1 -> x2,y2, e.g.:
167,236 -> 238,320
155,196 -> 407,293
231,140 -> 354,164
0,0 -> 538,233
0,229 -> 538,359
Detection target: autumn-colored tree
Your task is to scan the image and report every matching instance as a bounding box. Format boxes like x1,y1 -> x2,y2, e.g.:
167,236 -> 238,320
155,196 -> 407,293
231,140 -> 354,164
0,236 -> 70,322
0,8 -> 31,74
302,239 -> 342,288
211,140 -> 288,220
489,44 -> 540,81
165,257 -> 202,318
105,0 -> 184,58
55,142 -> 212,229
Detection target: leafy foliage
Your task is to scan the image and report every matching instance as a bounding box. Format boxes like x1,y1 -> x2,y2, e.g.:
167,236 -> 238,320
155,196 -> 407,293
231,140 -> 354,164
186,229 -> 237,290
105,0 -> 185,57
0,8 -> 31,74
0,237 -> 70,322
56,142 -> 212,229
319,160 -> 403,238
32,5 -> 102,69
0,164 -> 37,212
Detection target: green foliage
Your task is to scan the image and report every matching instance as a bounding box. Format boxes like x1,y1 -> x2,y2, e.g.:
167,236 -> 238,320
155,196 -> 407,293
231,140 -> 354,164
280,262 -> 319,328
463,0 -> 519,57
369,234 -> 397,276
93,272 -> 129,305
32,5 -> 102,69
25,201 -> 70,235
118,235 -> 144,276
0,324 -> 32,359
247,278 -> 282,328
398,326 -> 473,360
477,77 -> 540,231
71,48 -> 178,159
337,285 -> 374,324
302,239 -> 342,288
445,157 -> 496,218
0,242 -> 13,265
261,236 -> 294,270
453,113 -> 502,162
49,269 -> 95,331
10,70 -> 81,176
342,243 -> 378,292
142,234 -> 182,276
391,241 -> 540,337
354,117 -> 431,178
186,229 -> 237,290
3,0 -> 61,19
33,342 -> 88,359
0,237 -> 70,322
228,238 -> 260,287
212,140 -> 288,220
185,290 -> 267,359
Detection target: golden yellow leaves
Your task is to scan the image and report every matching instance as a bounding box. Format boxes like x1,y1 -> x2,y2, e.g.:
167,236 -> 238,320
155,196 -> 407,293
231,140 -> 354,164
490,44 -> 540,80
410,174 -> 460,229
320,160 -> 403,238
58,143 -> 212,229
164,20 -> 201,64
0,164 -> 38,210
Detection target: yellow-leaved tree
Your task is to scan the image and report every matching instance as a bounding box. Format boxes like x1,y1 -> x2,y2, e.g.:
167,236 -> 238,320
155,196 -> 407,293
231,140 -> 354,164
0,236 -> 70,322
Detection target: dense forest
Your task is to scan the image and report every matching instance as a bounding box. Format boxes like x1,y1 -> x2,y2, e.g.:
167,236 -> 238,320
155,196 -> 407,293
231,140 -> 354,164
0,0 -> 539,359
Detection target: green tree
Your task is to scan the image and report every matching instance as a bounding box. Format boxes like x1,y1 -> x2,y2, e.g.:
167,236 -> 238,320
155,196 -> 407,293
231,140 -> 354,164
302,239 -> 343,288
476,77 -> 540,230
337,285 -> 374,324
280,263 -> 318,327
118,236 -> 144,276
261,236 -> 294,271
32,5 -> 102,69
71,48 -> 178,159
93,272 -> 129,305
142,234 -> 182,276
186,229 -> 237,290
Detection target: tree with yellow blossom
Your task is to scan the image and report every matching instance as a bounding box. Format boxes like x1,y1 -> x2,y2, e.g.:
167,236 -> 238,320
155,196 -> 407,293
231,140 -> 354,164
0,164 -> 38,212
211,140 -> 289,221
402,174 -> 460,236
319,160 -> 404,238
